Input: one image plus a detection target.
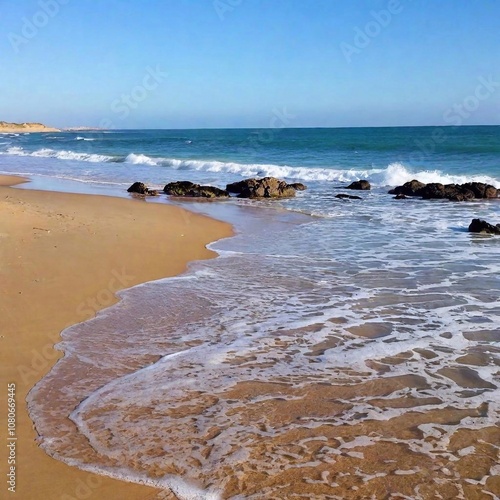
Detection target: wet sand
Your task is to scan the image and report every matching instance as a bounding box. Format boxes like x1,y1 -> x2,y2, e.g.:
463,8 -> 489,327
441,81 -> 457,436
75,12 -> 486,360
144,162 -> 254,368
0,175 -> 232,499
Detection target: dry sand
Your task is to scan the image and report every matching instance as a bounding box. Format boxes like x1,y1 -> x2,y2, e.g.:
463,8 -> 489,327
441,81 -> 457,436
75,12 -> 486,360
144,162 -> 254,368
0,175 -> 233,499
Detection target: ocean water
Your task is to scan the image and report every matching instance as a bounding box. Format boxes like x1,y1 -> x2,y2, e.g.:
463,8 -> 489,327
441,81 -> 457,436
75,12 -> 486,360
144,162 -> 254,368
2,127 -> 500,499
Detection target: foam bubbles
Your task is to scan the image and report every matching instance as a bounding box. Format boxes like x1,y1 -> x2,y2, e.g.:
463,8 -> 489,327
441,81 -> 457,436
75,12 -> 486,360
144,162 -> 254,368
3,146 -> 113,163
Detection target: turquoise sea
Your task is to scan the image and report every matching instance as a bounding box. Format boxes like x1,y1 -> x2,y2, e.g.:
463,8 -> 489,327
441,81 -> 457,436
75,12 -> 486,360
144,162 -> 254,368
1,126 -> 500,499
1,126 -> 500,187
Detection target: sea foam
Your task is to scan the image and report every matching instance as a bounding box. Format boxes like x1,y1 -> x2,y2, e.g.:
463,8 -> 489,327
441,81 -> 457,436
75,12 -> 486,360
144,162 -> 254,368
3,146 -> 113,163
2,146 -> 499,187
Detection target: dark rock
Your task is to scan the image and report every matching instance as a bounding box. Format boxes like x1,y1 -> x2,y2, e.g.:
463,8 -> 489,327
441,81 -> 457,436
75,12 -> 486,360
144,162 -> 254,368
389,180 -> 498,201
190,185 -> 229,198
226,179 -> 252,194
419,183 -> 446,199
346,180 -> 371,190
388,179 -> 426,196
445,186 -> 475,202
461,182 -> 498,199
335,193 -> 362,200
127,182 -> 149,195
164,181 -> 229,198
226,177 -> 300,199
468,219 -> 500,235
163,181 -> 198,196
394,194 -> 407,199
289,182 -> 307,191
127,182 -> 158,196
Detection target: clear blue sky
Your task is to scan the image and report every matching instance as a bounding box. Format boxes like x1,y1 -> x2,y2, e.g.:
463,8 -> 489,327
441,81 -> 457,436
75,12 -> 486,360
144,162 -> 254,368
1,0 -> 499,129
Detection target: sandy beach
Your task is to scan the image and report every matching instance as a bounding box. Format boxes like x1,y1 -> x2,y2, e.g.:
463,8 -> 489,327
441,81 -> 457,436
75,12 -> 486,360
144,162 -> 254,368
0,175 -> 233,499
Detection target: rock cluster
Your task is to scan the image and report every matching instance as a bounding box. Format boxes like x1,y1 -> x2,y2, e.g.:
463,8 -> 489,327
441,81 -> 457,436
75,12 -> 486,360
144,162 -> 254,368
389,180 -> 498,201
226,177 -> 305,199
468,219 -> 500,235
127,177 -> 307,200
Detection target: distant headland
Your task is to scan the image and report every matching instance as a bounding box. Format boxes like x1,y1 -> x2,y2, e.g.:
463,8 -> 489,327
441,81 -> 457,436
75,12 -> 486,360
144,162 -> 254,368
0,121 -> 60,133
0,122 -> 108,133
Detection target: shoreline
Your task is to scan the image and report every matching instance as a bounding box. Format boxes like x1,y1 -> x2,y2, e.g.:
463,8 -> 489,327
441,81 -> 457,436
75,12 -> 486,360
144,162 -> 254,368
0,175 -> 233,499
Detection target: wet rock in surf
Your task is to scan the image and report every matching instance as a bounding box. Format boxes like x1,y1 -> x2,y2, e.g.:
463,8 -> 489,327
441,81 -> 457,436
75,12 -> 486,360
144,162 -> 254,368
192,186 -> 230,198
418,183 -> 475,201
419,183 -> 447,199
462,182 -> 498,199
346,179 -> 371,190
226,177 -> 300,199
443,185 -> 475,202
289,182 -> 307,191
389,179 -> 426,196
127,182 -> 158,196
389,180 -> 498,201
163,181 -> 197,196
163,181 -> 229,198
335,193 -> 362,200
394,194 -> 407,199
225,179 -> 252,195
468,218 -> 500,235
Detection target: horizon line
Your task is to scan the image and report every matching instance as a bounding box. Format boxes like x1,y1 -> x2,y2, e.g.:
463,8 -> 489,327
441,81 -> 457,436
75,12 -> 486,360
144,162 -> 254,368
56,123 -> 500,132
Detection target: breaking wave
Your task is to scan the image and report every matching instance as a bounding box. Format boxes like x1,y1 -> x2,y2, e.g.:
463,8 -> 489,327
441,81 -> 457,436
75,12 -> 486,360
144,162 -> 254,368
2,147 -> 499,187
2,146 -> 113,163
121,155 -> 500,187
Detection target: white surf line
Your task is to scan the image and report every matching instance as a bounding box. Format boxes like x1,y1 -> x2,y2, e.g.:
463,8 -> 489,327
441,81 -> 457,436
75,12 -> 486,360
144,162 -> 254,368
66,346 -> 222,500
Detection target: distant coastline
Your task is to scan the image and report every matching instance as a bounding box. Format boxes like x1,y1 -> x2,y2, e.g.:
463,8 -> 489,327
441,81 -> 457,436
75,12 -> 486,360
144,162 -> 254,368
0,121 -> 60,133
0,122 -> 109,133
